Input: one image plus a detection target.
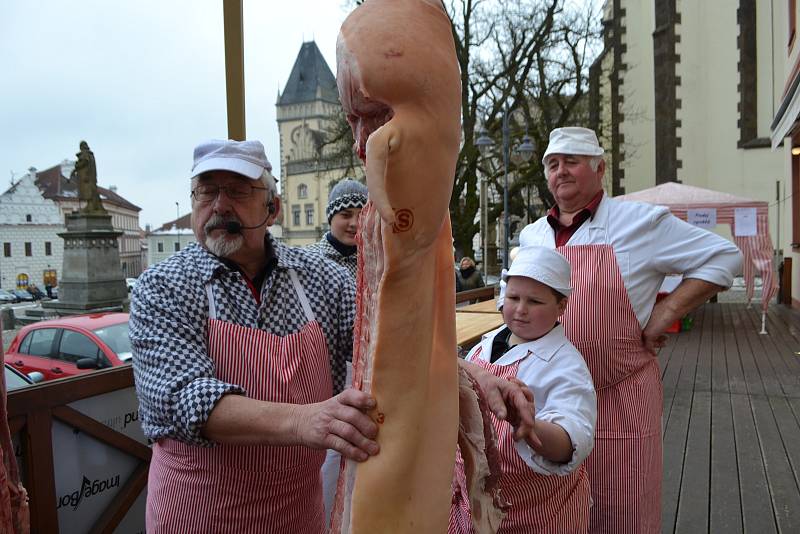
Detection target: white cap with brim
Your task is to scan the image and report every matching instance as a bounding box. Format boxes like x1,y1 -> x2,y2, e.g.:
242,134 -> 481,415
541,127 -> 604,164
502,245 -> 572,296
191,139 -> 273,180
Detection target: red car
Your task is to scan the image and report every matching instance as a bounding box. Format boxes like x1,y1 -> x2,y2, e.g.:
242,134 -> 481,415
4,313 -> 131,381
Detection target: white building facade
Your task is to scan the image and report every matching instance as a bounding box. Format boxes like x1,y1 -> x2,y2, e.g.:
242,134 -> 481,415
0,162 -> 143,290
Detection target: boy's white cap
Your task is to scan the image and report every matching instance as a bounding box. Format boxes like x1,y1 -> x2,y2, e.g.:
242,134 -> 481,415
541,127 -> 604,164
502,246 -> 572,296
191,139 -> 273,180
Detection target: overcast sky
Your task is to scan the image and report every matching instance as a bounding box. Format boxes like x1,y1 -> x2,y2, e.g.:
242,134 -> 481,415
0,1 -> 351,229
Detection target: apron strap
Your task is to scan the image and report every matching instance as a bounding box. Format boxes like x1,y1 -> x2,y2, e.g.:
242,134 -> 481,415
205,269 -> 316,324
205,283 -> 218,320
288,269 -> 316,323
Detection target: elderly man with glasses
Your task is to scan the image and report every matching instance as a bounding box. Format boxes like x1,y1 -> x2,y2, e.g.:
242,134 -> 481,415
129,139 -> 380,533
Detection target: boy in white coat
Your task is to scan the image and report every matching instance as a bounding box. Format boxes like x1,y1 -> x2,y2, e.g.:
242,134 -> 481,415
450,245 -> 596,534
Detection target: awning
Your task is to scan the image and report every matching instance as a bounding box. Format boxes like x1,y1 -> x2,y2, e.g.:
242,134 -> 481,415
770,67 -> 800,148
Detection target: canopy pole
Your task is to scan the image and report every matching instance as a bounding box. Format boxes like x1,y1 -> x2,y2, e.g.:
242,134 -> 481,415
223,0 -> 246,140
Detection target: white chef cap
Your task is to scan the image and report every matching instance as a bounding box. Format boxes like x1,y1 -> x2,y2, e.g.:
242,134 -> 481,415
541,127 -> 604,164
502,246 -> 572,296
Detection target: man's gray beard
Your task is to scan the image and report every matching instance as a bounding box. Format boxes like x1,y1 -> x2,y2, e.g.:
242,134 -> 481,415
206,233 -> 244,257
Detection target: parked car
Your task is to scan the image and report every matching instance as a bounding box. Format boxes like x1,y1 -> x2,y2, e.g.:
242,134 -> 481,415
4,313 -> 131,381
0,289 -> 17,304
10,289 -> 35,302
4,363 -> 44,391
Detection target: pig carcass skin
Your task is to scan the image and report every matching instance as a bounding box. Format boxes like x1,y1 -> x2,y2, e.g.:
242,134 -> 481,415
330,1 -> 462,532
0,318 -> 30,533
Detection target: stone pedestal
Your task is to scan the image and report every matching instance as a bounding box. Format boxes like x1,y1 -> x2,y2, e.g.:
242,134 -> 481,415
42,213 -> 128,313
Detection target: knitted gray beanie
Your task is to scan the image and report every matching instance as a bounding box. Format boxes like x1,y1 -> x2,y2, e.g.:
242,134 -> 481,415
326,179 -> 368,222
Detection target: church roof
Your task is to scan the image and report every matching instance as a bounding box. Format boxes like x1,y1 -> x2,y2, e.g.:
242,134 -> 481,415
278,41 -> 339,105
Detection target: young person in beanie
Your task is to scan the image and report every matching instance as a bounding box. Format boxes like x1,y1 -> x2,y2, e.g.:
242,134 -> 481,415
306,178 -> 368,279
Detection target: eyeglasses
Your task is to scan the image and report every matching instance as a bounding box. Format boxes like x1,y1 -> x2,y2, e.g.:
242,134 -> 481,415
191,183 -> 267,202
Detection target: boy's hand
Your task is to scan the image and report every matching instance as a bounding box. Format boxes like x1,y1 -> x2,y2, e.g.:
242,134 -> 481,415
507,377 -> 542,448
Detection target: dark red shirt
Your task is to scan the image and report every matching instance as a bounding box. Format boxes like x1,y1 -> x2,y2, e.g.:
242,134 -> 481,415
546,190 -> 605,247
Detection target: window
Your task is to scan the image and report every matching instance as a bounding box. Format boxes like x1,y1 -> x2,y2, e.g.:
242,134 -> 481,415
3,243 -> 9,257
93,323 -> 132,357
25,214 -> 32,222
298,184 -> 308,199
58,330 -> 105,366
157,242 -> 164,253
292,205 -> 301,226
45,242 -> 52,256
22,328 -> 59,358
305,204 -> 314,226
24,242 -> 32,256
174,242 -> 180,252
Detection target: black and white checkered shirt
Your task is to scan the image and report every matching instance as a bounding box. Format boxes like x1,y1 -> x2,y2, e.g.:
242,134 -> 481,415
129,236 -> 355,446
305,234 -> 358,279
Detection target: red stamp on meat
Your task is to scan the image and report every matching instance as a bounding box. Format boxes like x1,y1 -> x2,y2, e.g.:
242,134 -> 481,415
392,209 -> 414,233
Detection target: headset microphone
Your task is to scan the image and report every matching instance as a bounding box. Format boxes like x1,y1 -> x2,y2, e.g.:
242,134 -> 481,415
225,214 -> 270,234
222,201 -> 276,233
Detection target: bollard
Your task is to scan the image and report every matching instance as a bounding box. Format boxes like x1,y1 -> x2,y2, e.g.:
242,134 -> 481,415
0,307 -> 15,330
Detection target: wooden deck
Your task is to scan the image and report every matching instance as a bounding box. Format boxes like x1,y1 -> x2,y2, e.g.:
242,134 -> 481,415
659,302 -> 800,534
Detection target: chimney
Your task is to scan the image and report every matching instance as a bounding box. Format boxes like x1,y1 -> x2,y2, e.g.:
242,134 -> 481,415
60,159 -> 75,180
109,185 -> 118,193
28,166 -> 37,181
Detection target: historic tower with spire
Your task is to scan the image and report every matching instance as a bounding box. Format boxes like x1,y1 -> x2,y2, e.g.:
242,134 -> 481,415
276,41 -> 363,245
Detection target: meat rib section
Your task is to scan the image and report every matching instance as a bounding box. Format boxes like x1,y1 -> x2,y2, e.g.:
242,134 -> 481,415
0,319 -> 30,533
455,367 -> 508,533
330,1 -> 462,532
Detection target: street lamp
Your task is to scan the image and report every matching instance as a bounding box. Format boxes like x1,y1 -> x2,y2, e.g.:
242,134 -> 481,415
475,106 -> 535,270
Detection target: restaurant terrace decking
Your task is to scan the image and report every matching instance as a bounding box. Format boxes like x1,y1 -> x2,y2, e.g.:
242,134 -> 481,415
659,302 -> 800,534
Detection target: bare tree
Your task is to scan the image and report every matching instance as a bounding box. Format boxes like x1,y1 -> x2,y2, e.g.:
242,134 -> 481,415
335,0 -> 602,264
448,0 -> 601,263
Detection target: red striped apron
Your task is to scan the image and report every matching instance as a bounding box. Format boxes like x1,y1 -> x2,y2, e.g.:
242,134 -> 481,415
449,350 -> 590,534
557,244 -> 662,534
146,269 -> 333,534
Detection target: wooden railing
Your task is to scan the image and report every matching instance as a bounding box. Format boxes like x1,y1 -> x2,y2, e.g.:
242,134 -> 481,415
455,284 -> 497,304
7,366 -> 149,533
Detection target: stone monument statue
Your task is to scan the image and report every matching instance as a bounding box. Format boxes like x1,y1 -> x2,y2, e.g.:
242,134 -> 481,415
43,140 -> 127,313
74,141 -> 107,214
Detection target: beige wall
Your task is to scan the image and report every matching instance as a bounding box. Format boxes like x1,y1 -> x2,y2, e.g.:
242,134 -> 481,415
676,0 -> 783,204
776,0 -> 800,305
613,0 -> 785,251
617,0 -> 656,193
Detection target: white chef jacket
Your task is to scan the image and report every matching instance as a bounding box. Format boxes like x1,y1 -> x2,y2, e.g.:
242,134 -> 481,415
468,323 -> 597,476
519,193 -> 743,328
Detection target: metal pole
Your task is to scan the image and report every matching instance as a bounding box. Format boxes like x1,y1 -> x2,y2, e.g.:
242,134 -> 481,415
223,0 -> 246,140
502,105 -> 510,270
481,176 -> 488,279
176,202 -> 180,222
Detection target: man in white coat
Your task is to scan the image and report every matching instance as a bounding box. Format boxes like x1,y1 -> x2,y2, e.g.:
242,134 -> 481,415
518,127 -> 743,534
